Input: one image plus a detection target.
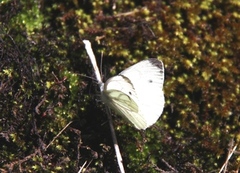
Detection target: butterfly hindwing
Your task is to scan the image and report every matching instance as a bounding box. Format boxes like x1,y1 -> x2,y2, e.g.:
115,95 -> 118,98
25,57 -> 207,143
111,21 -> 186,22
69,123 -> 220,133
101,75 -> 148,129
103,90 -> 148,129
108,90 -> 138,112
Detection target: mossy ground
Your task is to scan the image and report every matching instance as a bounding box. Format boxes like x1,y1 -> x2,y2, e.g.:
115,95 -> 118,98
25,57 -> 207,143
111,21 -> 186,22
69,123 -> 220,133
0,0 -> 239,172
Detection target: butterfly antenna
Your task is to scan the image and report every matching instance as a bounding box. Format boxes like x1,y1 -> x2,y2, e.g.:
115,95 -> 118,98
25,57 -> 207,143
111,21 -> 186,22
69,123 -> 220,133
78,73 -> 98,82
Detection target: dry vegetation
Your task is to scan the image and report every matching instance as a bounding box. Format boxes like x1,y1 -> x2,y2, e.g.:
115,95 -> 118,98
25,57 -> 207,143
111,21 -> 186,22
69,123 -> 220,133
0,0 -> 239,172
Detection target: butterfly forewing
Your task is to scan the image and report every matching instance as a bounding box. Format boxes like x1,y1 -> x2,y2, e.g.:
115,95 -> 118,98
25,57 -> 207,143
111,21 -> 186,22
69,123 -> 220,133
101,59 -> 165,130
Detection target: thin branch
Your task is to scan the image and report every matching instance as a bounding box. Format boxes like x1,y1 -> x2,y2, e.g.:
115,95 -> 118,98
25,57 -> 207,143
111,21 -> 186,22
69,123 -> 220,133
45,121 -> 73,150
161,159 -> 178,173
83,40 -> 125,173
78,161 -> 87,173
219,142 -> 238,173
106,107 -> 125,173
2,149 -> 40,172
35,95 -> 47,114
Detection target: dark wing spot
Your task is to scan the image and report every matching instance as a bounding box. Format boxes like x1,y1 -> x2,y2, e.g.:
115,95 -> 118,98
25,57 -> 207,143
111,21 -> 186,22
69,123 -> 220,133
149,79 -> 153,83
129,91 -> 132,95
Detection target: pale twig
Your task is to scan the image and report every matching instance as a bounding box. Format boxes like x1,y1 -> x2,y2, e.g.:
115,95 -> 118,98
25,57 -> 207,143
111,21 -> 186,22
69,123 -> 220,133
219,140 -> 238,173
83,159 -> 93,173
106,106 -> 125,172
45,121 -> 73,150
161,158 -> 178,173
83,40 -> 125,173
114,7 -> 147,17
78,160 -> 87,173
83,40 -> 102,86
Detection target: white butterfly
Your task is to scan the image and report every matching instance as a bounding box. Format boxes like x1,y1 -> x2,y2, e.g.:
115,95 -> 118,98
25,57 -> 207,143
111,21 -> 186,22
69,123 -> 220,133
100,59 -> 165,130
83,40 -> 164,130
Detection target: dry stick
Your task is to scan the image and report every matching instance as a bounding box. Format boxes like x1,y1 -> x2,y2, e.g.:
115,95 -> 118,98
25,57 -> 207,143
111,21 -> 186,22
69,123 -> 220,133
161,158 -> 178,173
2,149 -> 40,172
84,159 -> 93,173
78,161 -> 87,173
218,144 -> 238,173
83,40 -> 125,173
106,106 -> 125,172
45,121 -> 73,150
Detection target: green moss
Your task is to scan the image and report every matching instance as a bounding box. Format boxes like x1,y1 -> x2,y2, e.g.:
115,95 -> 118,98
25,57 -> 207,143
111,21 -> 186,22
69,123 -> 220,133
1,0 -> 240,172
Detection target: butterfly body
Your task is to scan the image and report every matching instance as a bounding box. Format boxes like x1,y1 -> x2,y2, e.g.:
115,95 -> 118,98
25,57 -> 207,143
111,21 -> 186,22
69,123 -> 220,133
101,59 -> 165,130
